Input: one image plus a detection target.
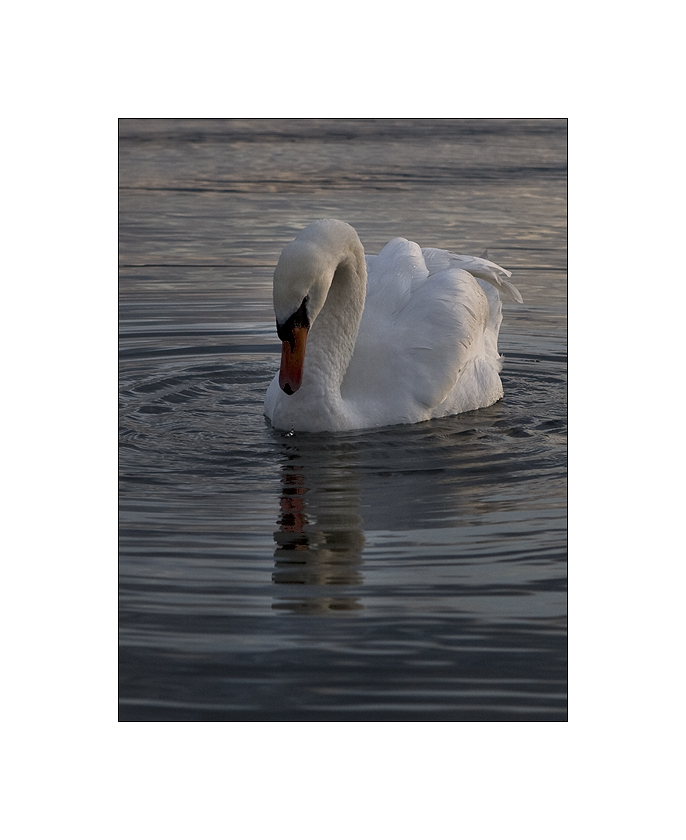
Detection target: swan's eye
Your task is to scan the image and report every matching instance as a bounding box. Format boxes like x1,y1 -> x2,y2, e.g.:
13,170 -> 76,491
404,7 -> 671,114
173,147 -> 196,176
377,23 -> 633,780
276,295 -> 310,348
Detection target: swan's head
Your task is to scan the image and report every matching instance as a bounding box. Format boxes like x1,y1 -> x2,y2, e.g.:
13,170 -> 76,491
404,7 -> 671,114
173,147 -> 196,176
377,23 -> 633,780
272,238 -> 335,395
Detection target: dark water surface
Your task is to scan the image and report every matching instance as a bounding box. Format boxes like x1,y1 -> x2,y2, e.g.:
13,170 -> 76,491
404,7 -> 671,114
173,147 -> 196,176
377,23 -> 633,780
119,119 -> 567,721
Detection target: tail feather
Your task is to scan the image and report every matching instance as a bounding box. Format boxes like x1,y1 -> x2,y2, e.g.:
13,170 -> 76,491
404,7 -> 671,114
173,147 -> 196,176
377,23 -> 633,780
422,248 -> 523,304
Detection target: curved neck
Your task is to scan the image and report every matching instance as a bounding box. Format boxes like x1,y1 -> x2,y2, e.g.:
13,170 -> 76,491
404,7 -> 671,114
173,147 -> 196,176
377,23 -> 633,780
306,248 -> 367,399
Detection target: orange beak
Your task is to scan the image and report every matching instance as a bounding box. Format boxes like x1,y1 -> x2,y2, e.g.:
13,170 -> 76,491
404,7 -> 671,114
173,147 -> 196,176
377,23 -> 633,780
279,326 -> 309,394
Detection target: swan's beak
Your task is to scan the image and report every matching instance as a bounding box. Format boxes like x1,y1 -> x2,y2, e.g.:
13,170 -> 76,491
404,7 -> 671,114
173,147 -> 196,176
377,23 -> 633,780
279,326 -> 308,395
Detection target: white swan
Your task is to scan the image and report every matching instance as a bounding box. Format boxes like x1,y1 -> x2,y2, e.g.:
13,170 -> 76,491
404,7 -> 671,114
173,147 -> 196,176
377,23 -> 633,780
264,219 -> 522,432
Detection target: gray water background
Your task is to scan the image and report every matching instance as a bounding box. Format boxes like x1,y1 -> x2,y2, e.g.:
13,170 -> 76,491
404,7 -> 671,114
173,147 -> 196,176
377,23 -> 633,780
119,118 -> 567,721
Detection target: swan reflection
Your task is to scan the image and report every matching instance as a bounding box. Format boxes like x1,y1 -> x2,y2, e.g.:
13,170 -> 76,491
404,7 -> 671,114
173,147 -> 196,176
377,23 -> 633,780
272,442 -> 364,614
271,408 -> 518,614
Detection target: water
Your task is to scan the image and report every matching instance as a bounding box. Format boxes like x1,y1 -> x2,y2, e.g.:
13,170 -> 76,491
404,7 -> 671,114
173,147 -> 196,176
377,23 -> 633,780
119,119 -> 567,721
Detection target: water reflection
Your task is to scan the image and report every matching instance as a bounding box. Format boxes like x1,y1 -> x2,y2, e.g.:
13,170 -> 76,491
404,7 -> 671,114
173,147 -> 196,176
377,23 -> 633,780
272,441 -> 365,614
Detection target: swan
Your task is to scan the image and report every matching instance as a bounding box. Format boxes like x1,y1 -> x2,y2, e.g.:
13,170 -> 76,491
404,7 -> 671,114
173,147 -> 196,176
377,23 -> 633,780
264,219 -> 522,433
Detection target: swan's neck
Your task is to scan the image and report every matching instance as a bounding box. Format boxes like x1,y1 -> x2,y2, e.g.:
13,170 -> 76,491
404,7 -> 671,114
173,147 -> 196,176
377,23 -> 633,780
306,251 -> 367,401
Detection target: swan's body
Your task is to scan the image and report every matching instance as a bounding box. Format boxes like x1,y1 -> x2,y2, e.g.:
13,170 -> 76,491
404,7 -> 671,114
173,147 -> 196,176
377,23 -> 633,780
264,219 -> 522,432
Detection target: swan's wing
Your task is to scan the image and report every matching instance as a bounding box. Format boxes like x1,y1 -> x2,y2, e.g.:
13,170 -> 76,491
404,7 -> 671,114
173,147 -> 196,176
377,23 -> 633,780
396,266 -> 492,409
345,239 -> 495,413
